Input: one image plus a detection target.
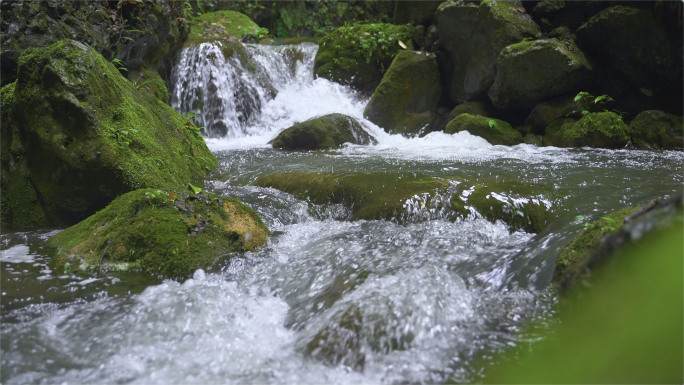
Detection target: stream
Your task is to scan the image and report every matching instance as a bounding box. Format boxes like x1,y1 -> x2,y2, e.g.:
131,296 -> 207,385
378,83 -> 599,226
2,42 -> 682,384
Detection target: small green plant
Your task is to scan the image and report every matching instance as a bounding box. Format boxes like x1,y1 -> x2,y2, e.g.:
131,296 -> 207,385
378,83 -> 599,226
569,91 -> 621,117
188,183 -> 203,194
110,58 -> 128,73
133,75 -> 166,92
487,118 -> 498,130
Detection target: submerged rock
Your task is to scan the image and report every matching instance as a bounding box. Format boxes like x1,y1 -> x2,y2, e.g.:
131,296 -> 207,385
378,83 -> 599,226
313,23 -> 414,93
488,38 -> 592,110
543,111 -> 630,148
47,188 -> 269,279
270,114 -> 375,150
553,194 -> 682,293
437,0 -> 540,103
254,171 -> 449,221
0,40 -> 217,230
445,114 -> 523,146
629,110 -> 683,150
364,50 -> 441,136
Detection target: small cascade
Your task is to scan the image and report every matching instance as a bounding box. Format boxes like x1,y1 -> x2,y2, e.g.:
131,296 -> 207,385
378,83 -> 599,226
170,41 -> 318,138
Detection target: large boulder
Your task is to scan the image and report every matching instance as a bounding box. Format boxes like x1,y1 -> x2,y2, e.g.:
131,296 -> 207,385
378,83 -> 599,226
270,113 -> 375,150
0,40 -> 217,230
0,0 -> 187,87
436,0 -> 540,104
313,23 -> 414,93
187,10 -> 268,43
488,38 -> 592,110
445,114 -> 523,146
629,110 -> 683,150
47,188 -> 269,279
575,6 -> 676,92
363,50 -> 441,136
544,111 -> 630,148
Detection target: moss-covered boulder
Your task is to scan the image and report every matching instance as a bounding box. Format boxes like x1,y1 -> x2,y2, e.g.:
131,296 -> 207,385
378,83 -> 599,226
544,111 -> 630,148
448,181 -> 553,233
254,171 -> 448,221
128,67 -> 169,104
187,10 -> 268,43
630,110 -> 683,150
445,114 -> 523,146
436,0 -> 540,103
576,6 -> 676,91
447,101 -> 493,122
47,188 -> 269,279
270,114 -> 375,150
363,51 -> 441,136
313,23 -> 414,93
488,38 -> 592,110
526,95 -> 591,135
0,40 -> 217,230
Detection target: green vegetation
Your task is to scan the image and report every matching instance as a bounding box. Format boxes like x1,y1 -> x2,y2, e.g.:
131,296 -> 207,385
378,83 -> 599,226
48,188 -> 269,279
544,111 -> 630,148
314,23 -> 414,93
187,10 -> 268,43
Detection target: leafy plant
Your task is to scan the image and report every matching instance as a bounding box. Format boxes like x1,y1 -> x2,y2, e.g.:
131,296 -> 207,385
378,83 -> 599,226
110,58 -> 128,73
569,91 -> 620,117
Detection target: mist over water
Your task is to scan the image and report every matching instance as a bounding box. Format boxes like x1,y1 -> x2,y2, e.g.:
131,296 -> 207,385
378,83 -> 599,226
2,42 -> 683,384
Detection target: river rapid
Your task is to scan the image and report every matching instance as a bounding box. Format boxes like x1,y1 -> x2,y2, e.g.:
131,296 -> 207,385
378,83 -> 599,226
2,42 -> 682,384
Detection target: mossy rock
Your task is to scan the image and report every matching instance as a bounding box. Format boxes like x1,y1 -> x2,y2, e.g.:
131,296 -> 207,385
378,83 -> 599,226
448,181 -> 552,233
0,40 -> 217,230
363,50 -> 441,136
445,113 -> 523,146
553,206 -> 639,292
187,10 -> 268,43
630,110 -> 683,150
436,0 -> 540,103
270,113 -> 375,150
313,23 -> 414,94
526,95 -> 591,135
447,101 -> 492,122
47,188 -> 269,279
254,171 -> 448,222
488,38 -> 592,110
544,111 -> 630,148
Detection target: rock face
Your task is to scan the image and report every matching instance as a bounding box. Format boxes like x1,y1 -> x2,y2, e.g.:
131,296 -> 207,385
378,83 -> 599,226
488,38 -> 592,110
270,114 -> 374,150
363,50 -> 441,136
0,0 -> 187,87
313,23 -> 414,93
445,114 -> 523,146
436,0 -> 540,104
0,40 -> 217,230
47,188 -> 269,279
544,111 -> 630,148
630,110 -> 683,150
576,6 -> 676,92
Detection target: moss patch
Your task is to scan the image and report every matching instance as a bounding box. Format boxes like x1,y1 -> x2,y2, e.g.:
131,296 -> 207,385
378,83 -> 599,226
187,10 -> 268,43
630,110 -> 683,150
313,23 -> 414,93
254,171 -> 448,221
445,113 -> 523,146
47,189 -> 269,279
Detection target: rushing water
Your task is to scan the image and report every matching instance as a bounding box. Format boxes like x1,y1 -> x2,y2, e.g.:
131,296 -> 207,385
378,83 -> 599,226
2,42 -> 683,384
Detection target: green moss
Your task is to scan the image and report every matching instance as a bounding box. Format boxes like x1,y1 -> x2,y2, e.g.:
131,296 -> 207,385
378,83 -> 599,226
544,111 -> 630,148
314,23 -> 414,93
448,180 -> 552,233
630,110 -> 683,150
553,206 -> 638,290
254,171 -> 448,221
129,67 -> 169,104
363,50 -> 441,136
445,113 -> 523,146
47,189 -> 269,279
187,10 -> 267,42
270,113 -> 374,150
3,39 -> 217,230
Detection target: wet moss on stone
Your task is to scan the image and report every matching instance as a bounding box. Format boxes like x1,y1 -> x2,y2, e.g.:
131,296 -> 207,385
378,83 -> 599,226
445,113 -> 523,146
544,111 -> 630,148
254,171 -> 448,221
270,113 -> 375,150
629,110 -> 683,150
47,188 -> 269,279
187,10 -> 267,43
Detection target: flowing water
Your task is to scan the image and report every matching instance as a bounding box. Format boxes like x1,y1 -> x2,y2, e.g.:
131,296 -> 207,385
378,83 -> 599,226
2,42 -> 682,384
